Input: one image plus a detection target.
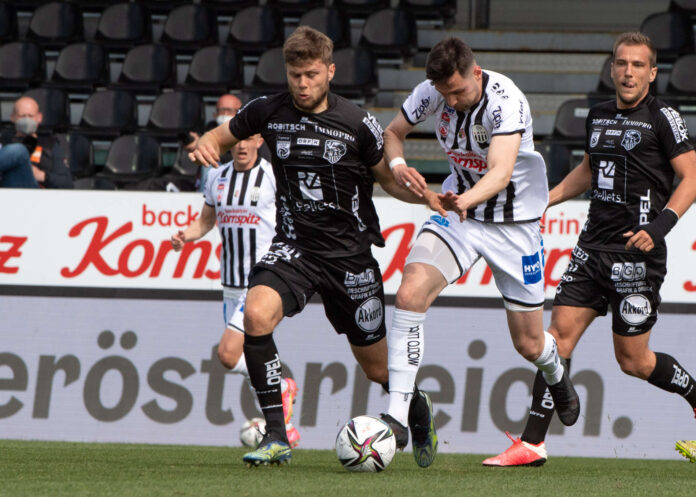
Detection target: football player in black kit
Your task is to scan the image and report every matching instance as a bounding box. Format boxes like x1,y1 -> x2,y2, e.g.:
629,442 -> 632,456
485,32 -> 696,467
189,26 -> 446,467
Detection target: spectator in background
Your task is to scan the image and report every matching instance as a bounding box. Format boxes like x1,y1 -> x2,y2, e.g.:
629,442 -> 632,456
0,96 -> 72,189
184,94 -> 243,157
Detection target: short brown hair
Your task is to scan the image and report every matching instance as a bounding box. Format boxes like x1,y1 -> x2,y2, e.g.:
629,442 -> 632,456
283,26 -> 333,67
425,37 -> 475,84
613,32 -> 657,67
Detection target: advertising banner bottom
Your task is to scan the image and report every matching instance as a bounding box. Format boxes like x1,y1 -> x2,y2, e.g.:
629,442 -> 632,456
0,295 -> 693,460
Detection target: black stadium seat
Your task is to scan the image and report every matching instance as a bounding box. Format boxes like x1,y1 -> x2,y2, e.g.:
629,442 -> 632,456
248,47 -> 287,97
79,89 -> 138,138
639,10 -> 695,63
47,42 -> 109,92
23,87 -> 70,132
267,0 -> 324,18
101,134 -> 161,186
0,2 -> 18,42
160,4 -> 217,51
333,0 -> 390,18
184,45 -> 244,95
330,47 -> 378,100
26,1 -> 83,49
227,6 -> 285,56
0,41 -> 45,91
298,7 -> 352,50
202,0 -> 260,15
666,53 -> 696,95
114,44 -> 175,94
146,91 -> 204,138
57,132 -> 94,179
398,0 -> 457,24
95,2 -> 152,51
359,8 -> 418,60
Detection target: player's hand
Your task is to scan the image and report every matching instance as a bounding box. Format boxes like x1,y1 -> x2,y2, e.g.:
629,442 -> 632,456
423,189 -> 447,217
392,163 -> 427,198
188,133 -> 220,168
623,229 -> 654,253
438,191 -> 468,222
171,230 -> 186,252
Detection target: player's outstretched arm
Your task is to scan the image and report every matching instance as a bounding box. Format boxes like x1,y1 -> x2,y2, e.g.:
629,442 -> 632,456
170,203 -> 216,252
383,112 -> 427,197
548,153 -> 592,208
624,149 -> 696,252
189,122 -> 240,168
371,158 -> 447,217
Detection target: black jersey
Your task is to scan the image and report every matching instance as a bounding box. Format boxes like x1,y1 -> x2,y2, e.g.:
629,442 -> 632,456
580,95 -> 693,251
229,92 -> 385,257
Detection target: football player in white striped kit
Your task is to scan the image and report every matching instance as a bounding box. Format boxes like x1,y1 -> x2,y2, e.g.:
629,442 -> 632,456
381,37 -> 580,455
171,133 -> 300,448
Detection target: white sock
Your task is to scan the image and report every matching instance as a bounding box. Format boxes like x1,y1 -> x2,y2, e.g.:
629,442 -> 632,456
387,308 -> 426,427
230,353 -> 249,378
533,331 -> 564,385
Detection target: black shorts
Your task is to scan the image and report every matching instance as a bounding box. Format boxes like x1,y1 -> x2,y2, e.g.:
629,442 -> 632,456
553,244 -> 666,336
248,241 -> 386,346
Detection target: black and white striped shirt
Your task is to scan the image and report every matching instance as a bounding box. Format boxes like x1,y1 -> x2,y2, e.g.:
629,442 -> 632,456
402,70 -> 548,223
204,157 -> 276,288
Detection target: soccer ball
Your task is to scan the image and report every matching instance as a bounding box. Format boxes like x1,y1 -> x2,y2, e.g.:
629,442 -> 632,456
240,417 -> 266,448
335,415 -> 396,472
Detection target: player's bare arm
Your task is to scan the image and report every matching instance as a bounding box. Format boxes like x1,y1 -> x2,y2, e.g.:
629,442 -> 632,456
383,112 -> 428,197
371,158 -> 447,217
170,203 -> 216,252
188,121 -> 240,168
439,133 -> 521,221
548,153 -> 592,208
624,149 -> 696,252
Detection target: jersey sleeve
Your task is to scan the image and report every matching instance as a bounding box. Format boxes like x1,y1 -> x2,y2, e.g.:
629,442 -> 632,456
655,105 -> 694,160
487,88 -> 528,137
228,97 -> 269,140
202,165 -> 221,206
359,111 -> 385,167
401,80 -> 441,125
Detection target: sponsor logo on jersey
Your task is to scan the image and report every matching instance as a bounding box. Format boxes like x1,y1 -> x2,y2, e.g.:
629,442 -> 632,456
606,129 -> 622,136
276,137 -> 291,159
572,245 -> 589,262
250,186 -> 260,203
355,296 -> 383,332
597,159 -> 616,190
619,293 -> 651,325
590,131 -> 601,148
660,107 -> 689,143
428,214 -> 449,227
491,82 -> 505,96
518,99 -> 525,124
639,189 -> 651,225
440,112 -> 450,138
439,124 -> 448,138
344,268 -> 376,287
611,262 -> 646,282
446,150 -> 488,173
593,118 -> 618,125
297,137 -> 320,146
351,185 -> 367,232
411,97 -> 431,120
362,113 -> 384,150
312,125 -> 355,142
440,111 -> 451,123
278,195 -> 296,239
323,139 -> 347,164
491,106 -> 503,129
267,122 -> 306,132
297,171 -> 323,200
216,210 -> 261,225
521,252 -> 542,285
472,124 -> 489,144
621,129 -> 641,151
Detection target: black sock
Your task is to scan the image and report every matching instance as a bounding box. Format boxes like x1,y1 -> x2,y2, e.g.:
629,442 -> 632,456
243,333 -> 287,443
647,352 -> 696,408
522,357 -> 571,445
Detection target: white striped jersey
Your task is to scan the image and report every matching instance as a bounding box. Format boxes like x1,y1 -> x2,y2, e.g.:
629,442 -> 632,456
402,70 -> 549,223
203,157 -> 276,288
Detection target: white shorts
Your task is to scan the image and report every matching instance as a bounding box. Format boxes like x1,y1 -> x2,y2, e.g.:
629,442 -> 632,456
406,215 -> 545,308
222,287 -> 247,332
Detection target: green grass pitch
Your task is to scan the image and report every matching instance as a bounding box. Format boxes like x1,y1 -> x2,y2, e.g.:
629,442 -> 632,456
0,440 -> 692,497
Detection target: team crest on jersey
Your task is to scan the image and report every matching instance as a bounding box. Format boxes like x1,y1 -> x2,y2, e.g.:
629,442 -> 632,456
277,138 -> 291,159
323,139 -> 346,164
590,130 -> 601,148
472,124 -> 489,144
621,129 -> 641,151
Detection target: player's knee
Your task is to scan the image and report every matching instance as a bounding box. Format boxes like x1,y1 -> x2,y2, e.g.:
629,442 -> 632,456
616,355 -> 651,379
394,283 -> 426,312
243,302 -> 276,336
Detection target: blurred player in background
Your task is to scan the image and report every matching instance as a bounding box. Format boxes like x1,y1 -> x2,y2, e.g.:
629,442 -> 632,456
485,32 -> 696,467
171,133 -> 300,448
190,26 -> 446,467
381,37 -> 581,466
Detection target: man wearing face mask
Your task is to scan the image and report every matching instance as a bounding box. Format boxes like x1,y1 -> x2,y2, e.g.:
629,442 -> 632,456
0,96 -> 72,189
